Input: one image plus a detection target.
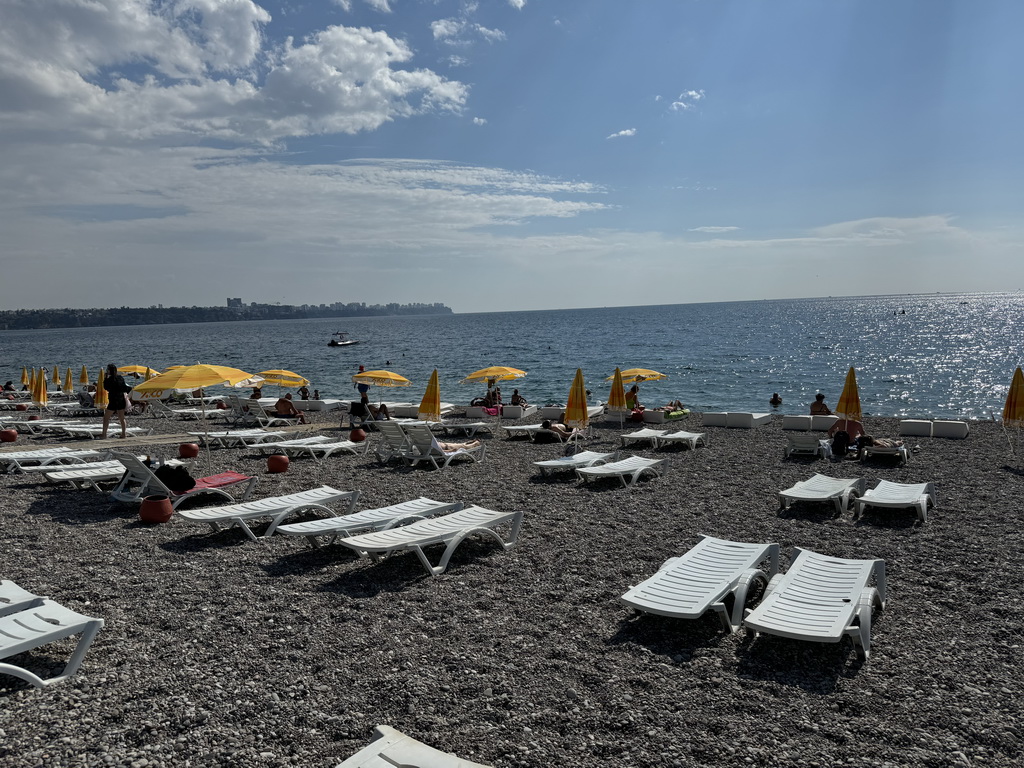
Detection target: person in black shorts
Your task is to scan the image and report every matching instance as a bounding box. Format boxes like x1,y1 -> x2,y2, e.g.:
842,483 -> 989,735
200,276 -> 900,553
100,363 -> 132,438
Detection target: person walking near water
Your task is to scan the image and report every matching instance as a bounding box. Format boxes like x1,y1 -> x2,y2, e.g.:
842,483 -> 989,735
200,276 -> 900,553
100,363 -> 132,439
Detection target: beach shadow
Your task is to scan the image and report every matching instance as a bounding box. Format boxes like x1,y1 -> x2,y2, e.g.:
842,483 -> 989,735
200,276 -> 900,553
776,502 -> 843,522
851,510 -> 920,529
158,529 -> 252,553
607,612 -> 729,662
261,544 -> 359,576
21,492 -> 132,526
1001,464 -> 1024,477
734,633 -> 864,690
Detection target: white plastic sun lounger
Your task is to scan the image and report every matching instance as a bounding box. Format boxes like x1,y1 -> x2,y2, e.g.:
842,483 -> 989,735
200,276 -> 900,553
61,425 -> 154,440
620,536 -> 780,632
784,434 -> 833,460
860,442 -> 910,465
653,430 -> 706,450
575,455 -> 667,488
502,424 -> 557,442
187,429 -> 288,448
374,421 -> 413,464
108,452 -> 257,509
0,593 -> 104,688
277,497 -> 463,546
533,451 -> 617,477
0,447 -> 101,472
854,480 -> 936,523
0,446 -> 74,465
247,435 -> 333,455
778,474 -> 867,514
1,580 -> 44,617
42,460 -> 131,490
438,421 -> 493,438
743,548 -> 886,661
337,505 -> 523,576
278,439 -> 369,460
176,486 -> 360,542
619,428 -> 666,448
337,725 -> 492,768
402,423 -> 486,469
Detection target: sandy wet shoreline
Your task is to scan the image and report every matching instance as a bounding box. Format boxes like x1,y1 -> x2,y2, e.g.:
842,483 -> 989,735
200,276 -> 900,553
1,410 -> 1022,767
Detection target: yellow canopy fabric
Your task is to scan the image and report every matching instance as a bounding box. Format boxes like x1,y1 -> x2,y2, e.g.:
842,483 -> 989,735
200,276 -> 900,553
606,367 -> 628,414
79,365 -> 89,385
257,370 -> 310,388
64,367 -> 73,394
28,368 -> 36,393
564,368 -> 589,429
51,365 -> 60,385
94,368 -> 108,408
1003,367 -> 1024,427
21,367 -> 29,386
34,368 -> 48,407
351,370 -> 411,387
133,364 -> 264,395
418,369 -> 442,422
607,368 -> 667,382
462,366 -> 527,384
118,365 -> 159,378
835,367 -> 863,422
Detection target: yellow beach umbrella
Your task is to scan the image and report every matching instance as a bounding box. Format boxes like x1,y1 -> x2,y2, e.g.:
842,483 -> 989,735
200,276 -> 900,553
94,368 -> 108,408
21,367 -> 29,387
607,368 -> 667,382
607,367 -> 628,425
256,370 -> 310,388
418,369 -> 442,422
351,369 -> 412,388
564,368 -> 589,431
79,365 -> 89,385
64,367 -> 73,394
134,364 -> 264,395
33,367 -> 48,408
1003,367 -> 1024,426
835,367 -> 863,422
51,365 -> 60,385
118,365 -> 159,379
28,368 -> 36,393
462,366 -> 527,384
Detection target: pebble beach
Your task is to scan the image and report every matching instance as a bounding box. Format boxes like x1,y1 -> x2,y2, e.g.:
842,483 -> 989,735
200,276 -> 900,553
1,408 -> 1022,768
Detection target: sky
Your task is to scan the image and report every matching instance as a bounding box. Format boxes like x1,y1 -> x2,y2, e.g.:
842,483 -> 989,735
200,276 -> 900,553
1,0 -> 1022,314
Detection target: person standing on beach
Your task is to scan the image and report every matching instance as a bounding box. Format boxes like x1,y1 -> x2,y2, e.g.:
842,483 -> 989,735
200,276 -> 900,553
100,363 -> 132,439
809,393 -> 832,415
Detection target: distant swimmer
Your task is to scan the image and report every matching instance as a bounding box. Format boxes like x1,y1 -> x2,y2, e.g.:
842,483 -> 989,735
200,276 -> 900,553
769,392 -> 783,407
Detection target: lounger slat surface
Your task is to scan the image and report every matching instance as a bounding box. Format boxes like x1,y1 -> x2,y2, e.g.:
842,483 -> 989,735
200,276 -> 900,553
276,497 -> 459,537
340,506 -> 518,552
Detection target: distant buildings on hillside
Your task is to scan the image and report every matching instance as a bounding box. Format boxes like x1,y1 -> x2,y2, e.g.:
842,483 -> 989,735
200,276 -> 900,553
0,300 -> 453,330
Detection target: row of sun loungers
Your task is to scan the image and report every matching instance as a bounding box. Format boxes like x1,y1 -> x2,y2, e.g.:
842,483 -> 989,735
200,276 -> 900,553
780,473 -> 937,521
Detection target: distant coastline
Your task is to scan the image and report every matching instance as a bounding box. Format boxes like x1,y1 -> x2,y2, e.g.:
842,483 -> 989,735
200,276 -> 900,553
0,301 -> 453,331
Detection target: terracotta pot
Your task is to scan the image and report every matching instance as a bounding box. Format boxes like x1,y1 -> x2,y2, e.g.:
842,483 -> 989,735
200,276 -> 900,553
178,443 -> 200,458
27,415 -> 41,421
15,404 -> 28,411
0,429 -> 17,443
267,454 -> 289,473
350,427 -> 367,443
139,495 -> 174,523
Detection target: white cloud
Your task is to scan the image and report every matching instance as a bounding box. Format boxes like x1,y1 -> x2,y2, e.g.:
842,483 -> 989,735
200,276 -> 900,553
689,226 -> 739,233
606,128 -> 636,139
432,18 -> 506,45
473,117 -> 487,125
508,0 -> 526,9
365,0 -> 392,11
670,89 -> 706,111
0,1 -> 467,144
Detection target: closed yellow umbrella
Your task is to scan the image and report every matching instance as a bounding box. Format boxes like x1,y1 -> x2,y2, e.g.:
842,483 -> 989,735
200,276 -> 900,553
28,368 -> 36,393
607,367 -> 628,425
79,365 -> 89,385
34,367 -> 48,408
1002,367 -> 1024,454
51,365 -> 60,385
94,368 -> 108,409
835,367 -> 863,422
418,369 -> 442,422
21,367 -> 29,387
564,368 -> 589,430
64,367 -> 73,394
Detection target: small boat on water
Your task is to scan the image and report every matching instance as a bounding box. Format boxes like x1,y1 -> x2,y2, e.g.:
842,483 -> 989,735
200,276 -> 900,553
328,332 -> 359,347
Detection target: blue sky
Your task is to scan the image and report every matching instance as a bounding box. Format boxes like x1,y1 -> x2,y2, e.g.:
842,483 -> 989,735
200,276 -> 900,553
1,0 -> 1021,312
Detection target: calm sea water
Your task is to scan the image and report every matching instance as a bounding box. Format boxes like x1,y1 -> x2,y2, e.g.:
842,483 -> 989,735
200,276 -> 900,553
2,292 -> 1021,420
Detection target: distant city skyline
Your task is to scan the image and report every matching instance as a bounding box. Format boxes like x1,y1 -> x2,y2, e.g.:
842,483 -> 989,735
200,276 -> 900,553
1,1 -> 1022,313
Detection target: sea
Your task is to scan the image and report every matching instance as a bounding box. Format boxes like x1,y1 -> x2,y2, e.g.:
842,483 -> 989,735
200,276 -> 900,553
2,292 -> 1021,421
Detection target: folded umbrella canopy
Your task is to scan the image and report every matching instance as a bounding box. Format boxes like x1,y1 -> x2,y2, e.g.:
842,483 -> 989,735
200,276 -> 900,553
51,365 -> 60,386
1002,367 -> 1024,454
33,367 -> 48,408
606,367 -> 628,425
64,367 -> 73,395
93,368 -> 108,409
256,370 -> 310,388
564,368 -> 589,431
21,367 -> 29,387
606,368 -> 667,383
418,369 -> 442,422
79,365 -> 89,385
118,365 -> 159,379
835,367 -> 863,422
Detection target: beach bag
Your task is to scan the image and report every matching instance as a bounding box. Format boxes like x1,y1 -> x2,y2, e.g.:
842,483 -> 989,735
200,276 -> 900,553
155,464 -> 196,493
830,430 -> 850,457
630,407 -> 645,422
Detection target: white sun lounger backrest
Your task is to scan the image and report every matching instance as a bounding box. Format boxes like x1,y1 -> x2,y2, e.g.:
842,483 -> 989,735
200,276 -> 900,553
337,725 -> 493,768
620,535 -> 779,631
855,480 -> 936,522
778,474 -> 865,513
0,580 -> 44,617
533,450 -> 616,476
277,497 -> 463,546
374,421 -> 411,462
576,455 -> 666,487
743,547 -> 886,660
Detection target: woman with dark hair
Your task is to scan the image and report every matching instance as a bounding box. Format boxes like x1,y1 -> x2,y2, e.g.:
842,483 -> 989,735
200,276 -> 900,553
100,363 -> 132,439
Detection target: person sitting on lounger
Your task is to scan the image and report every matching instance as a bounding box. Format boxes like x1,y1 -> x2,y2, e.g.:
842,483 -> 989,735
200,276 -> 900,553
2,381 -> 14,391
856,435 -> 903,460
431,436 -> 482,452
77,387 -> 95,408
367,403 -> 391,420
274,393 -> 308,423
810,393 -> 832,415
250,387 -> 262,399
510,389 -> 528,407
625,384 -> 641,409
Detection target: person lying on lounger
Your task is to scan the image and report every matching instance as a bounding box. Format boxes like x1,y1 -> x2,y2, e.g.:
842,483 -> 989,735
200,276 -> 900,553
541,420 -> 582,440
432,437 -> 482,452
663,400 -> 687,411
856,435 -> 903,460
